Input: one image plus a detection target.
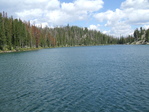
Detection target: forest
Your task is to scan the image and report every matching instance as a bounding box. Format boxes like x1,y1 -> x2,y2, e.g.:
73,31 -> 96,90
0,12 -> 149,51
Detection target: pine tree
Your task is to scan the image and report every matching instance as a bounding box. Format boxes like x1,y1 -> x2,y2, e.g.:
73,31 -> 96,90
0,13 -> 6,50
134,29 -> 139,41
145,29 -> 149,42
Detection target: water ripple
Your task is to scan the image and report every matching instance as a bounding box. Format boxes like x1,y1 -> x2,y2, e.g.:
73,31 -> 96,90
0,45 -> 149,112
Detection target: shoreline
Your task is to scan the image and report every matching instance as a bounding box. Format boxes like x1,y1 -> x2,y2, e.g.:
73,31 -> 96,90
0,48 -> 44,54
0,43 -> 149,54
0,44 -> 115,54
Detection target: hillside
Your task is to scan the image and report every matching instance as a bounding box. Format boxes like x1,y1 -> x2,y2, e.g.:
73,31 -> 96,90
0,12 -> 56,51
0,12 -> 149,52
131,27 -> 149,45
48,25 -> 119,46
0,12 -> 119,52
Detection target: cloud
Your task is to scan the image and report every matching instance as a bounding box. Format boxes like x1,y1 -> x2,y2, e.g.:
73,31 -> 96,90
1,0 -> 148,37
94,0 -> 149,36
143,25 -> 149,30
94,9 -> 125,23
58,0 -> 104,24
121,0 -> 149,9
46,0 -> 60,10
88,24 -> 100,31
102,30 -> 110,34
94,9 -> 125,27
110,22 -> 134,37
0,0 -> 104,26
74,0 -> 103,12
45,10 -> 74,25
61,3 -> 76,13
94,0 -> 149,25
16,9 -> 43,20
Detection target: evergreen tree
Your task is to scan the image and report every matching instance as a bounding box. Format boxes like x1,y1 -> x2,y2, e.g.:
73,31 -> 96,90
0,13 -> 6,50
134,28 -> 139,41
145,29 -> 149,42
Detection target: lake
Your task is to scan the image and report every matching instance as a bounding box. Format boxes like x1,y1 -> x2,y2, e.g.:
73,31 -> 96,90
0,45 -> 149,112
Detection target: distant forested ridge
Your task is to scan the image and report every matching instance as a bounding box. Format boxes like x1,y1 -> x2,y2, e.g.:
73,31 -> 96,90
0,12 -> 149,51
49,25 -> 119,46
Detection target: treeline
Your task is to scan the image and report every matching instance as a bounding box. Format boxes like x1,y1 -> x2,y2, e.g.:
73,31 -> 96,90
118,27 -> 149,44
133,27 -> 149,42
49,25 -> 118,47
1,12 -> 149,51
50,26 -> 149,45
0,12 -> 56,51
0,12 -> 119,51
45,26 -> 149,46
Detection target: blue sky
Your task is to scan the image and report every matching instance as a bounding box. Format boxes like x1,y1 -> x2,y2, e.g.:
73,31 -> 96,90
0,0 -> 149,37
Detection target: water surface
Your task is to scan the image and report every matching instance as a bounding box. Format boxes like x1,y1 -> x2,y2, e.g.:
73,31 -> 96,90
0,45 -> 149,112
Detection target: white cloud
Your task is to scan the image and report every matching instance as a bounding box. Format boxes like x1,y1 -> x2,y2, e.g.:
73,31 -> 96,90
25,0 -> 48,3
124,9 -> 149,24
101,22 -> 133,37
6,0 -> 103,26
46,10 -> 73,25
143,25 -> 149,29
110,22 -> 133,37
16,9 -> 43,20
94,0 -> 149,36
61,3 -> 76,13
46,0 -> 60,10
1,0 -> 148,37
120,0 -> 149,24
88,24 -> 100,31
94,9 -> 125,23
59,0 -> 104,24
102,30 -> 110,34
121,0 -> 149,9
74,0 -> 104,12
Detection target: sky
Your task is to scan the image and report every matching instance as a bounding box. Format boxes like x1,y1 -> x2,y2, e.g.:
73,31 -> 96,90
0,0 -> 149,37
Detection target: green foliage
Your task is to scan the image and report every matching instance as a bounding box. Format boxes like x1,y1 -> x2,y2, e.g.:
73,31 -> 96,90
0,13 -> 6,50
0,12 -> 56,51
1,12 -> 149,51
121,27 -> 149,44
49,26 -> 119,46
145,29 -> 149,42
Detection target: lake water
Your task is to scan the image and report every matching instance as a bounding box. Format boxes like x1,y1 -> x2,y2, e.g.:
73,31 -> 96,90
0,45 -> 149,112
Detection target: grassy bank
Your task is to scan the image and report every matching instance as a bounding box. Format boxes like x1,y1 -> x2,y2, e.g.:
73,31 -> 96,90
0,47 -> 44,53
0,44 -> 107,53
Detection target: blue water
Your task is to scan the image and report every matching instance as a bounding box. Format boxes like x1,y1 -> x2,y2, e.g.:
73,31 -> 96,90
0,45 -> 149,112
